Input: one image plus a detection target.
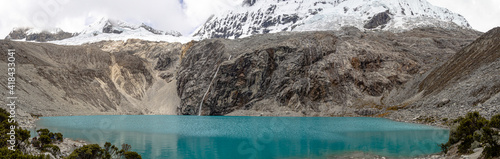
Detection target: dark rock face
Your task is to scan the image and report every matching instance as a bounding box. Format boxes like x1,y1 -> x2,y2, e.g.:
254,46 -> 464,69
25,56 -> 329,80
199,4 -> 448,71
243,0 -> 257,6
102,22 -> 123,34
138,23 -> 182,37
6,28 -> 30,39
140,24 -> 163,35
177,27 -> 480,116
364,10 -> 391,29
6,28 -> 76,42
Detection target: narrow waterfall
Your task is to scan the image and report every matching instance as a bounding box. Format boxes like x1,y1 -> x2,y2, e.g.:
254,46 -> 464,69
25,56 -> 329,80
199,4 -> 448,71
199,55 -> 231,116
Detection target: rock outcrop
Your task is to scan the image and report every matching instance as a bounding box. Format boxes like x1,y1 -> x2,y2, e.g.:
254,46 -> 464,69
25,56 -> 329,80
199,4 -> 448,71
387,27 -> 500,122
364,10 -> 391,29
193,0 -> 471,39
0,39 -> 183,117
178,27 -> 480,116
3,25 -> 495,126
6,28 -> 76,42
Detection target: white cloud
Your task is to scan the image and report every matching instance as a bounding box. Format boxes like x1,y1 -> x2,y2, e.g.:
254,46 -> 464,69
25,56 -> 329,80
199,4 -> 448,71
182,0 -> 242,29
0,0 -> 240,38
427,0 -> 500,32
0,0 -> 498,38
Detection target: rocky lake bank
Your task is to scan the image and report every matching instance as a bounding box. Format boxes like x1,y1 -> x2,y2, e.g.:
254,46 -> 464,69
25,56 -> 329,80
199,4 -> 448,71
2,26 -> 499,159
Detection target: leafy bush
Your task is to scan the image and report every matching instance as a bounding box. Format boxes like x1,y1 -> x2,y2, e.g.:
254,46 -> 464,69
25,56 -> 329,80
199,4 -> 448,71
16,128 -> 31,142
32,140 -> 41,148
42,144 -> 60,156
455,112 -> 488,140
67,144 -> 105,159
0,108 -> 48,158
480,126 -> 500,158
39,135 -> 51,145
124,151 -> 142,159
36,129 -> 63,146
37,129 -> 50,136
458,135 -> 473,153
441,112 -> 500,158
489,114 -> 500,128
68,142 -> 142,159
54,133 -> 63,142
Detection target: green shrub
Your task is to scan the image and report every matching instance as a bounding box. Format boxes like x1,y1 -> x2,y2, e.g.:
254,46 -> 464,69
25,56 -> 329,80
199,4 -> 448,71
0,108 -> 49,158
489,114 -> 500,129
39,135 -> 51,145
16,128 -> 31,142
458,135 -> 473,153
441,112 -> 500,158
456,112 -> 488,139
68,142 -> 142,159
42,144 -> 60,156
124,151 -> 142,159
480,126 -> 500,158
37,129 -> 50,136
104,142 -> 119,158
439,143 -> 449,154
67,144 -> 105,159
36,129 -> 63,145
54,133 -> 63,142
32,140 -> 41,148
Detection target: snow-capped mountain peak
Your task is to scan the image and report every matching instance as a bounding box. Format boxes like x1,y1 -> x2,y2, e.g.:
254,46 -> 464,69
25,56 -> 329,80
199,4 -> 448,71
193,0 -> 471,39
5,27 -> 76,42
6,17 -> 190,45
50,18 -> 190,45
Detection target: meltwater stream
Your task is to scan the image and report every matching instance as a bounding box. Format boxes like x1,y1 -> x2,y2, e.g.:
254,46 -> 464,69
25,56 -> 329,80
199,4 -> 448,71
35,116 -> 448,159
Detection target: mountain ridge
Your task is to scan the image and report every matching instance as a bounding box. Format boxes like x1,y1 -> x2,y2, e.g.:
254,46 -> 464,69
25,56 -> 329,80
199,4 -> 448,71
193,0 -> 472,39
5,18 -> 187,44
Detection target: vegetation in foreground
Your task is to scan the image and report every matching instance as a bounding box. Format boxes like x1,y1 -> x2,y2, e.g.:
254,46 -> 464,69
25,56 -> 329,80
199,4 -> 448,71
0,108 -> 48,159
0,108 -> 141,159
67,142 -> 142,159
440,112 -> 500,158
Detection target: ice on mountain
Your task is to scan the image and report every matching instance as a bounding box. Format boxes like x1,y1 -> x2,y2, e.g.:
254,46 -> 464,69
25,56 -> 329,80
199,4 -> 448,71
193,0 -> 471,39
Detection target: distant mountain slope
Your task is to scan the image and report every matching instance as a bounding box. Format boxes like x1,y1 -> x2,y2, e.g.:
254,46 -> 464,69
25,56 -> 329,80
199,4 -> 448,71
419,27 -> 500,97
386,27 -> 500,122
0,39 -> 184,117
53,18 -> 190,45
178,27 -> 480,116
193,0 -> 471,39
5,28 -> 77,42
5,18 -> 189,45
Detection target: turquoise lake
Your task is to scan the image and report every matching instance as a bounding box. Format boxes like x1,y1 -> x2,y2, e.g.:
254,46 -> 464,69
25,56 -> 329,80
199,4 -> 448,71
34,116 -> 449,158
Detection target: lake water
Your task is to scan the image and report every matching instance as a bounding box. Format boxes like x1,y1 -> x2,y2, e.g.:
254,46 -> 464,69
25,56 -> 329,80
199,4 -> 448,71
34,115 -> 449,158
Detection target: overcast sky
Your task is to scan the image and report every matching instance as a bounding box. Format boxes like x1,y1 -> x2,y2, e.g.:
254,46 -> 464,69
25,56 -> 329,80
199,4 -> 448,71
0,0 -> 499,38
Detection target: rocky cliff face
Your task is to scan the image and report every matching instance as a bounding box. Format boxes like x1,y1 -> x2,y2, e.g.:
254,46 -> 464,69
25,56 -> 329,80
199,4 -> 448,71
3,25 -> 495,125
0,39 -> 183,117
178,27 -> 480,116
386,27 -> 500,122
6,28 -> 76,42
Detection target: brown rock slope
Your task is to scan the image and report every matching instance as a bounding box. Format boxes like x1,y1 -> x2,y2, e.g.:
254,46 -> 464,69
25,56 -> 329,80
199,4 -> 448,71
387,27 -> 500,123
176,27 -> 480,116
0,26 -> 488,121
0,40 -> 182,118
